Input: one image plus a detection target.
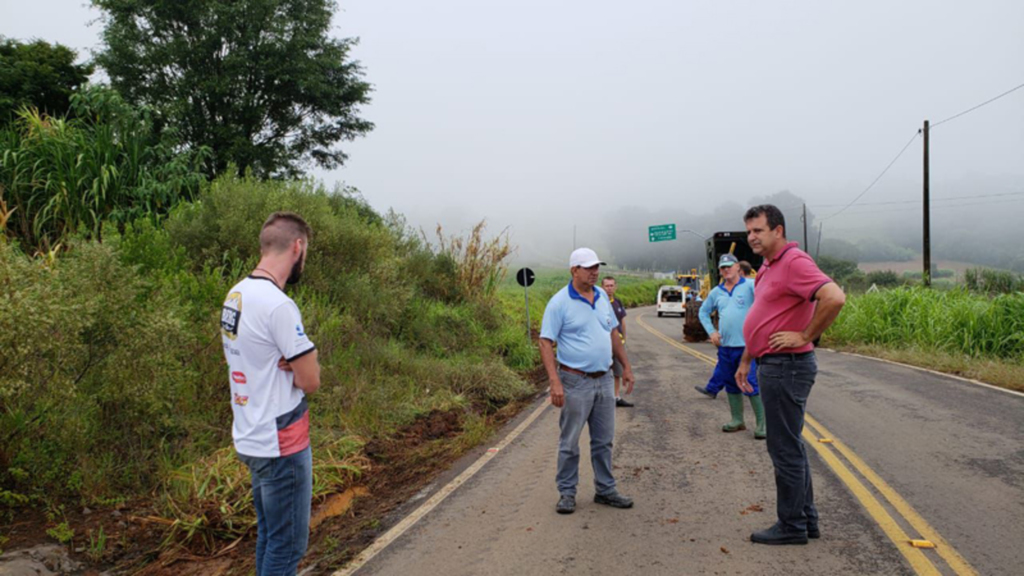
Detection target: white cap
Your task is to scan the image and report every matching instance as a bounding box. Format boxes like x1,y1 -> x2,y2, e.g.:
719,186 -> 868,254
569,247 -> 606,268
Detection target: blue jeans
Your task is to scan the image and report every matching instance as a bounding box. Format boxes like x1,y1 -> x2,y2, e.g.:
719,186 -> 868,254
238,446 -> 313,576
758,353 -> 819,533
705,346 -> 759,396
556,369 -> 617,497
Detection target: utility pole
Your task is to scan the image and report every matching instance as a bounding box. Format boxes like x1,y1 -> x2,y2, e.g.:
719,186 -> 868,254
815,222 -> 823,260
923,120 -> 931,287
802,203 -> 809,255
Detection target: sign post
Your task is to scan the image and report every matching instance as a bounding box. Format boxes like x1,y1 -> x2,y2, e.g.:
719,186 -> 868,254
515,267 -> 536,337
648,224 -> 677,243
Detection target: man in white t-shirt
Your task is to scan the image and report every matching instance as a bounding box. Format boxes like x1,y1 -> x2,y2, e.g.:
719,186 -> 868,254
221,212 -> 321,575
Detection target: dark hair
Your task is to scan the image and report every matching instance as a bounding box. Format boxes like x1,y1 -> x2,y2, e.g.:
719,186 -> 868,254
602,276 -> 616,284
738,261 -> 753,275
744,204 -> 786,236
260,211 -> 312,253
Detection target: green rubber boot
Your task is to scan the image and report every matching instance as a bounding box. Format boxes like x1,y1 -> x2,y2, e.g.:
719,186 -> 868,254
749,394 -> 767,440
723,393 -> 746,432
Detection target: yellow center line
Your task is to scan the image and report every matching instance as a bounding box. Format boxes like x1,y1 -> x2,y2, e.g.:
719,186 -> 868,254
803,416 -> 979,576
635,313 -> 978,576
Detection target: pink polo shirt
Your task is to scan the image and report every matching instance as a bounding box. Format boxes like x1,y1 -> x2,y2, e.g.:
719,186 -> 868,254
743,242 -> 833,359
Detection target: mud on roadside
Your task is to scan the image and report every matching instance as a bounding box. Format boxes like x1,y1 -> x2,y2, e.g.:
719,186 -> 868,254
1,366 -> 549,576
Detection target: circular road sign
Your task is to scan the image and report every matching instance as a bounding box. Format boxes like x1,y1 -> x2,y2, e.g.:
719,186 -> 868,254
516,267 -> 536,288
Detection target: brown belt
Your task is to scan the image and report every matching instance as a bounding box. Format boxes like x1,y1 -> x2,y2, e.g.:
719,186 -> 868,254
559,363 -> 608,379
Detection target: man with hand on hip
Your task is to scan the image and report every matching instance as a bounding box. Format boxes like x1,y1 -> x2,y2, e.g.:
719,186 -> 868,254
540,248 -> 636,515
736,204 -> 845,546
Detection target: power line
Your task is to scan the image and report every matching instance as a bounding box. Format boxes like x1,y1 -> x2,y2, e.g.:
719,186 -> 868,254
832,196 -> 1024,216
931,81 -> 1024,129
809,190 -> 1024,208
819,131 -> 921,222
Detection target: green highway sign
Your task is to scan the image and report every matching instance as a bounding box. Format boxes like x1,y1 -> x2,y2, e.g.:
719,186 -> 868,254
648,223 -> 676,243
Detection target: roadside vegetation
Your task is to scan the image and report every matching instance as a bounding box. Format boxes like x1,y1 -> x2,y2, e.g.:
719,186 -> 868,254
1,169 -> 538,556
806,256 -> 1024,391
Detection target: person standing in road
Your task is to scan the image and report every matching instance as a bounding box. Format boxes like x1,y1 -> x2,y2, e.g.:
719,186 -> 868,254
540,248 -> 636,515
739,260 -> 755,279
221,212 -> 322,575
735,204 -> 846,546
694,254 -> 765,440
602,276 -> 634,408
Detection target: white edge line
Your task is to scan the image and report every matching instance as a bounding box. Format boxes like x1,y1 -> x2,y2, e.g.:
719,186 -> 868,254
821,348 -> 1024,399
332,398 -> 552,576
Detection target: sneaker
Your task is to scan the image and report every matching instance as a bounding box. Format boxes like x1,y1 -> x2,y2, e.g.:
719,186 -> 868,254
694,386 -> 717,399
594,491 -> 634,509
615,397 -> 634,408
556,494 -> 576,514
750,522 -> 808,545
808,524 -> 820,539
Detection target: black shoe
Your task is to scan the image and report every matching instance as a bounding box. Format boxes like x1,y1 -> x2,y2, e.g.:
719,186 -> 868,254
556,494 -> 576,514
808,525 -> 820,539
594,491 -> 633,509
750,523 -> 808,545
694,386 -> 717,399
615,397 -> 634,408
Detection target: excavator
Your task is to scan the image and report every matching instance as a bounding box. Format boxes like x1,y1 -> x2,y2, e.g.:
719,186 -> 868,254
682,231 -> 763,342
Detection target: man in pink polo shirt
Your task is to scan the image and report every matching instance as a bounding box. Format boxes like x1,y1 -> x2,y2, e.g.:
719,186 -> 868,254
735,204 -> 846,546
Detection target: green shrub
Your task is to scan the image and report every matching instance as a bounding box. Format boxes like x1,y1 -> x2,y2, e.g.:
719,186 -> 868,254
866,270 -> 901,288
964,267 -> 1021,295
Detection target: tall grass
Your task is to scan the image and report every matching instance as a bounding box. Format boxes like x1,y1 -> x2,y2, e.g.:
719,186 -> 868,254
0,86 -> 207,252
827,287 -> 1024,360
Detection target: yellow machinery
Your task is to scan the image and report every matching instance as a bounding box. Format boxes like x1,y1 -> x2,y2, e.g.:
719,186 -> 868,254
682,232 -> 763,342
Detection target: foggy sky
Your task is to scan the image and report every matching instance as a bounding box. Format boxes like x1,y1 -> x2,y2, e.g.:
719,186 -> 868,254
2,0 -> 1022,267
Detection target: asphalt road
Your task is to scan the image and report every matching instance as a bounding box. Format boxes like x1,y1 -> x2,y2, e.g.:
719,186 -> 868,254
342,306 -> 1024,576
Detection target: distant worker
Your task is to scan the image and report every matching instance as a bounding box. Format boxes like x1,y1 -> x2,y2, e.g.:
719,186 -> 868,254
221,212 -> 322,574
601,276 -> 634,408
736,204 -> 846,546
694,254 -> 765,440
540,248 -> 636,515
739,260 -> 755,279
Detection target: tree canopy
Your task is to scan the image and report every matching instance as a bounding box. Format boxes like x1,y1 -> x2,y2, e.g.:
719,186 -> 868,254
92,0 -> 373,178
0,37 -> 94,124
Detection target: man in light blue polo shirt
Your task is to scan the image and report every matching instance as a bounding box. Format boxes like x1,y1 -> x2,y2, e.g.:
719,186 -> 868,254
540,248 -> 636,515
695,253 -> 765,439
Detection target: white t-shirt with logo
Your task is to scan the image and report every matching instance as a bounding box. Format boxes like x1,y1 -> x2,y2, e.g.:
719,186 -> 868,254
221,276 -> 316,458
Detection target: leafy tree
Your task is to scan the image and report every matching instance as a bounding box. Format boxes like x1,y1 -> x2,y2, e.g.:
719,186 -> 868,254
0,38 -> 94,123
92,0 -> 373,178
817,255 -> 859,282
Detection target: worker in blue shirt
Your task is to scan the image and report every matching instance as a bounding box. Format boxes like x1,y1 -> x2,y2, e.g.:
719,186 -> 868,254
694,253 -> 765,440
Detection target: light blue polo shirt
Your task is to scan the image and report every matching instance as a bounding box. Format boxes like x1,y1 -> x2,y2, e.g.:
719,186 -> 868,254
698,276 -> 755,348
540,282 -> 619,373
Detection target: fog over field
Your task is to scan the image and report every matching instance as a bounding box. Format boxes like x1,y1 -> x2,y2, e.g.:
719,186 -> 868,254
3,0 -> 1022,271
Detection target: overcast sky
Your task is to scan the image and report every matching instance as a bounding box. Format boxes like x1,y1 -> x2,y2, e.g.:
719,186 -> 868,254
2,0 -> 1022,264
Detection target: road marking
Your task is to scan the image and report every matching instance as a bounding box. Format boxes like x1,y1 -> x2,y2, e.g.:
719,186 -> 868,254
333,399 -> 551,575
822,348 -> 1024,399
636,313 -> 979,576
800,424 -> 941,576
803,416 -> 979,576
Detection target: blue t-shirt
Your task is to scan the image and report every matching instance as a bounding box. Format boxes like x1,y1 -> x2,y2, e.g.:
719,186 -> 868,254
540,282 -> 619,372
698,277 -> 755,348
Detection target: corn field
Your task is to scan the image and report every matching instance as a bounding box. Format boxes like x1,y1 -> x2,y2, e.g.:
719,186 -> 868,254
827,287 -> 1024,360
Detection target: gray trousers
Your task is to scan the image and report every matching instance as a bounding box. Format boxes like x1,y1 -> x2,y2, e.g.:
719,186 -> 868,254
759,352 -> 820,532
556,369 -> 617,497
